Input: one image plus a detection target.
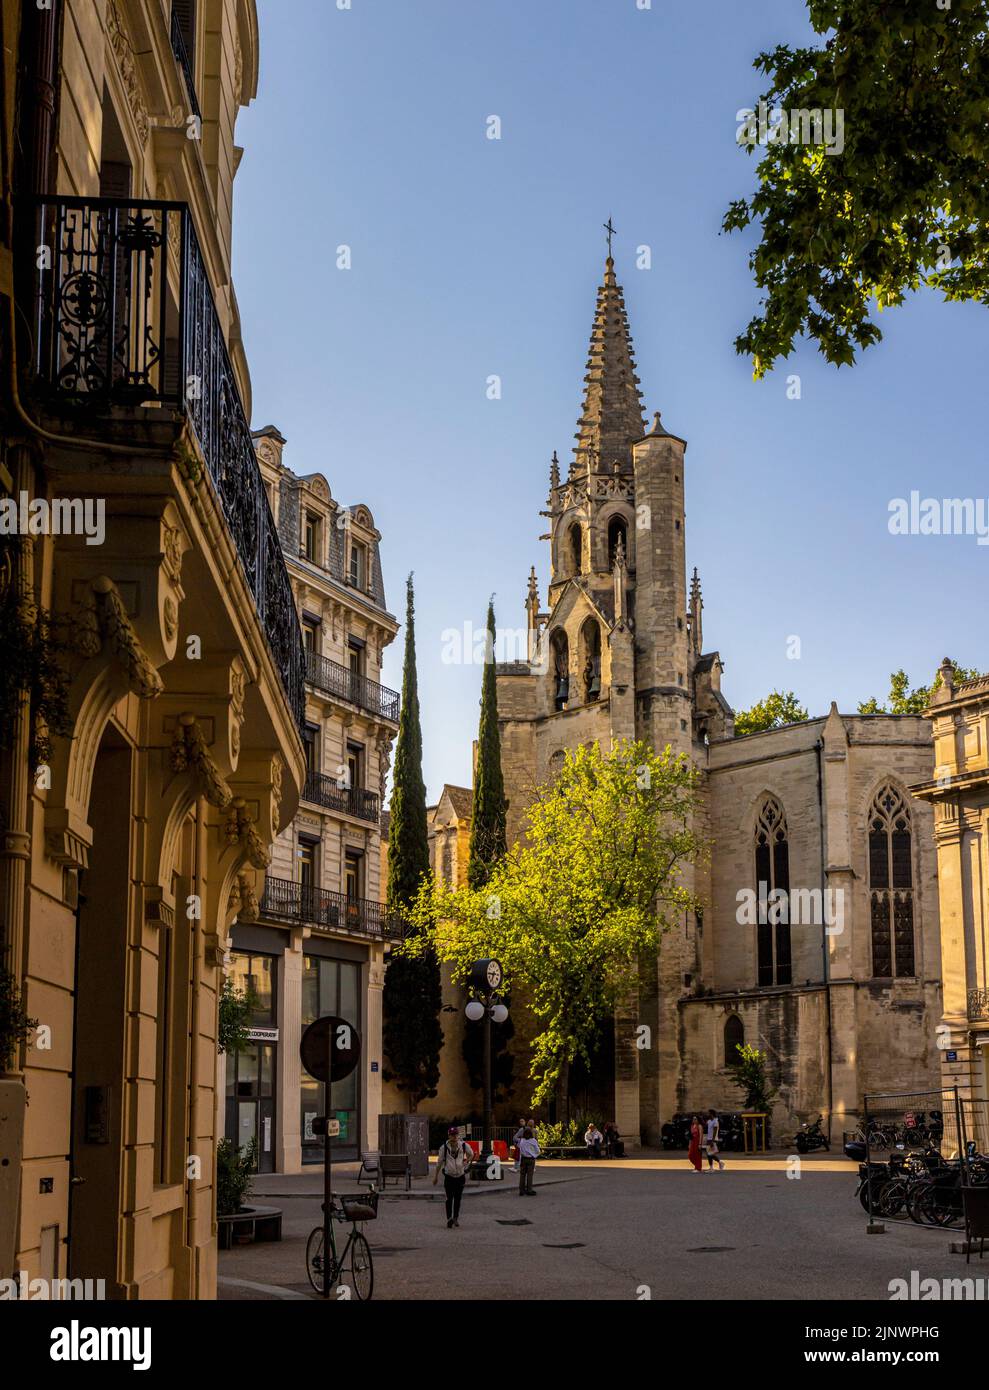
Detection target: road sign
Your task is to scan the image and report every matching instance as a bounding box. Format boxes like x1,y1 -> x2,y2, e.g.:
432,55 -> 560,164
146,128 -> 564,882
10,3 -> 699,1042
299,1016 -> 361,1084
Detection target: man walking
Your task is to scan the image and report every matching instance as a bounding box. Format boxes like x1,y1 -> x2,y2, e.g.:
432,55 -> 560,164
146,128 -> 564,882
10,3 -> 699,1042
704,1109 -> 726,1171
517,1126 -> 540,1197
432,1126 -> 474,1227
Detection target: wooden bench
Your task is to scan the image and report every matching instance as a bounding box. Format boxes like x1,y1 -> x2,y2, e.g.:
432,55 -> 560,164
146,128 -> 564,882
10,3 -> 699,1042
378,1153 -> 411,1191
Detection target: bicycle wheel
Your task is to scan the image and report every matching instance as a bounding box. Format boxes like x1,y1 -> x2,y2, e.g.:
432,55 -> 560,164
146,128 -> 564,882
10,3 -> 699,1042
879,1178 -> 907,1218
306,1226 -> 337,1294
906,1179 -> 931,1223
347,1230 -> 374,1302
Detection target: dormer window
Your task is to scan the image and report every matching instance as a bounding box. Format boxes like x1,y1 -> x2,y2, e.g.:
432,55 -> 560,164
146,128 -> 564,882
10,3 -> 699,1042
349,541 -> 366,590
304,513 -> 322,564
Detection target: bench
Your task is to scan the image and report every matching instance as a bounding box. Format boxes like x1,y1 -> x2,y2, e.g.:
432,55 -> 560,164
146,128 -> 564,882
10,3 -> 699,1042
217,1203 -> 283,1251
378,1152 -> 412,1191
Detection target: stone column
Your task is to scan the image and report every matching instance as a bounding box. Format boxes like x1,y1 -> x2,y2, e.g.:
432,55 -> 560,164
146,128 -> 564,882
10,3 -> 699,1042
365,950 -> 385,1153
276,927 -> 306,1173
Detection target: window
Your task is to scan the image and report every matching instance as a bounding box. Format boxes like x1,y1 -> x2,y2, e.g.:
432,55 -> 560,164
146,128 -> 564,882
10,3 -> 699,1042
300,956 -> 362,1159
302,724 -> 318,777
304,513 -> 322,564
347,638 -> 364,700
607,515 -> 628,569
724,1014 -> 744,1066
344,850 -> 363,901
298,838 -> 318,889
568,523 -> 583,575
868,784 -> 915,978
349,541 -> 366,589
347,742 -> 365,792
550,630 -> 569,711
579,618 -> 601,702
754,795 -> 791,986
303,620 -> 319,652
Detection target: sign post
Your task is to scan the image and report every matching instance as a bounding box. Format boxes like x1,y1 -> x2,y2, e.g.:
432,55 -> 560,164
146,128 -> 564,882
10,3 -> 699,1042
299,1016 -> 361,1298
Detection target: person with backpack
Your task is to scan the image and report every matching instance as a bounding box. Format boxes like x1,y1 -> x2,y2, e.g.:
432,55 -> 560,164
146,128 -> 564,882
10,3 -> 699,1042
432,1126 -> 475,1228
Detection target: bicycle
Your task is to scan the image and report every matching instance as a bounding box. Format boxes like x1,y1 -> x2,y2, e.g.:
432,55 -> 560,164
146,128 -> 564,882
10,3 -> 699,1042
306,1191 -> 376,1300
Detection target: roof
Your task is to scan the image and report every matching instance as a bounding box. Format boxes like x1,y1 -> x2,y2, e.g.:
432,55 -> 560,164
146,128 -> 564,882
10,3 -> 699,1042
443,785 -> 473,820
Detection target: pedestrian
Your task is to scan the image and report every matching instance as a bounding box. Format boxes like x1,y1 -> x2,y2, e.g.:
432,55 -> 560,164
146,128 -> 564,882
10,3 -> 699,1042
517,1126 -> 540,1196
432,1126 -> 474,1227
688,1113 -> 703,1173
603,1121 -> 621,1158
584,1122 -> 604,1159
512,1116 -> 534,1172
704,1108 -> 726,1171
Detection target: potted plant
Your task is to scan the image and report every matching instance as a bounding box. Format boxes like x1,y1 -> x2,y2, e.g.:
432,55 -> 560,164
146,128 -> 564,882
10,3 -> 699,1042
216,1136 -> 257,1218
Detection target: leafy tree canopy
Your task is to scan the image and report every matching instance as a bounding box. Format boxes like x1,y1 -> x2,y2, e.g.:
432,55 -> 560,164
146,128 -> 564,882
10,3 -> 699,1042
858,659 -> 981,714
724,1 -> 989,377
401,740 -> 702,1106
734,690 -> 809,737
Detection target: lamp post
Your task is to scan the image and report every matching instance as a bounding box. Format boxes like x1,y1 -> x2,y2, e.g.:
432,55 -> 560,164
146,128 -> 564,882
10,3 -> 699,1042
465,958 -> 508,1160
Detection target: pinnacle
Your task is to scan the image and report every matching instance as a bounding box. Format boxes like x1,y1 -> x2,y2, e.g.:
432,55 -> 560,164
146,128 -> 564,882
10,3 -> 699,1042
572,257 -> 645,476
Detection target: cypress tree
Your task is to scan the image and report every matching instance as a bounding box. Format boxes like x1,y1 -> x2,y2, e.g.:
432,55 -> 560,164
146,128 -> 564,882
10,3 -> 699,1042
463,598 -> 514,1101
382,575 -> 443,1109
467,599 -> 508,890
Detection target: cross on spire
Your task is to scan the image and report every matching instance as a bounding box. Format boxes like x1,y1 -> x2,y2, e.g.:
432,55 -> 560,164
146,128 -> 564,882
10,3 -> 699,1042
603,217 -> 617,258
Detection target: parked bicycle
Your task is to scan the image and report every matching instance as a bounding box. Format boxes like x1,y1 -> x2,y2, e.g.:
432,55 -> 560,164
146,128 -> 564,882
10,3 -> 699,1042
306,1191 -> 376,1299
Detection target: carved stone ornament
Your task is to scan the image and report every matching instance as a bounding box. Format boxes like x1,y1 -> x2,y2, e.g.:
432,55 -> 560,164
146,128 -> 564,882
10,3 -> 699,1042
73,577 -> 164,698
228,870 -> 259,923
105,0 -> 150,145
224,798 -> 271,870
170,714 -> 233,809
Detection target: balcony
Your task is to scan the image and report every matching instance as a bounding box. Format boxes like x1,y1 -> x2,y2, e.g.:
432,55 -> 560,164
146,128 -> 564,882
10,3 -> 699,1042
302,770 -> 379,823
969,988 -> 989,1021
260,875 -> 403,941
23,195 -> 304,730
305,649 -> 400,723
169,6 -> 201,118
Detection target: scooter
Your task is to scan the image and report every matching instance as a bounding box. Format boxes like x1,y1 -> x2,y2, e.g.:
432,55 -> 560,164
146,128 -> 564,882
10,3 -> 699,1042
795,1113 -> 830,1153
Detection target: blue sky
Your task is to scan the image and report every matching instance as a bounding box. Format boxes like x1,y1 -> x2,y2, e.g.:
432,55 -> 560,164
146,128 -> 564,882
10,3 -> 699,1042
234,0 -> 989,803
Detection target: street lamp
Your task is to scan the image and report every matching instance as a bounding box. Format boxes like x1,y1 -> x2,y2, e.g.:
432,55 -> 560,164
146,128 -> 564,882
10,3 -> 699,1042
465,957 -> 508,1162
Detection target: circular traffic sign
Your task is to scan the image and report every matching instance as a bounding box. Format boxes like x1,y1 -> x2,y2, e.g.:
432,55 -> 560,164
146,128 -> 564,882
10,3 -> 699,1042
300,1016 -> 361,1084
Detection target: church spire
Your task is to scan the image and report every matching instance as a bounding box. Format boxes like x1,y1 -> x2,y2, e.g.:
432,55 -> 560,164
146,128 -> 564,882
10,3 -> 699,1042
689,566 -> 703,655
573,255 -> 646,476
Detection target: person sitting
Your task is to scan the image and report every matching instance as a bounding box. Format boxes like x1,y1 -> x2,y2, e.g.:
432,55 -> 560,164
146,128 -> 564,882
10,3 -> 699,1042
584,1123 -> 604,1158
603,1121 -> 620,1158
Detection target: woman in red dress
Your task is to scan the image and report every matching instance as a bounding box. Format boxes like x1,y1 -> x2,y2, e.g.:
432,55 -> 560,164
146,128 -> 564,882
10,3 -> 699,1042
688,1114 -> 703,1172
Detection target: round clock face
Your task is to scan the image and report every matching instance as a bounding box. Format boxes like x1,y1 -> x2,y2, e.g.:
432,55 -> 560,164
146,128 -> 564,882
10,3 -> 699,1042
486,959 -> 502,989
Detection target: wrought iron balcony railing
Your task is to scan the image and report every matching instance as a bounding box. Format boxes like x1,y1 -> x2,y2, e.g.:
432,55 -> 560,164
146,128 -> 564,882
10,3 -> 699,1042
304,649 -> 400,723
302,770 -> 379,823
169,6 -> 201,118
260,875 -> 403,941
969,988 -> 989,1021
24,195 -> 304,730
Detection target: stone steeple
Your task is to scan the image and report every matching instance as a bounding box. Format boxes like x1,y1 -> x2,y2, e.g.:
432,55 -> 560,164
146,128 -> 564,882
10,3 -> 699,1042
573,257 -> 646,476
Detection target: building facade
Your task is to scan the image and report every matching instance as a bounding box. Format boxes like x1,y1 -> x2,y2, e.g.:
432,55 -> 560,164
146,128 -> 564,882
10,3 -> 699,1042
491,256 -> 943,1143
0,0 -> 305,1297
913,663 -> 989,1150
223,430 -> 401,1171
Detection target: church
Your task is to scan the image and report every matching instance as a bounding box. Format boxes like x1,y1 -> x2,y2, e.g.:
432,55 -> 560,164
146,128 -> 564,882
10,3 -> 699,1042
488,254 -> 943,1145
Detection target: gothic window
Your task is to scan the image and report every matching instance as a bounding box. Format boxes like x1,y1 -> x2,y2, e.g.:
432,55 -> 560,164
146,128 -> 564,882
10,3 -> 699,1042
568,523 -> 583,576
724,1014 -> 744,1066
579,618 -> 602,702
550,630 -> 569,711
868,784 -> 915,978
754,795 -> 791,987
607,515 -> 628,569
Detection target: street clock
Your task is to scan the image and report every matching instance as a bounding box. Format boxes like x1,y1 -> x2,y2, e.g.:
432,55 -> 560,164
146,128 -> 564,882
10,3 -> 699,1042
469,957 -> 503,993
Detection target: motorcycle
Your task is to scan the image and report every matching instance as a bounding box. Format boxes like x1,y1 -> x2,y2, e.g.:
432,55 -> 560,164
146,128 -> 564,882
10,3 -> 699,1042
795,1113 -> 830,1153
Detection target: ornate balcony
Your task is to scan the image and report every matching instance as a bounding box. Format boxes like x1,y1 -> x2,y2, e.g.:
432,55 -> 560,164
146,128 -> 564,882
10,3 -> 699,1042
23,195 -> 304,730
260,875 -> 403,941
304,649 -> 400,723
169,6 -> 201,118
969,988 -> 989,1021
302,770 -> 379,823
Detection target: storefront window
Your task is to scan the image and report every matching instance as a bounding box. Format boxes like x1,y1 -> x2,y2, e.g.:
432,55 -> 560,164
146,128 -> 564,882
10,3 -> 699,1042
301,954 -> 362,1159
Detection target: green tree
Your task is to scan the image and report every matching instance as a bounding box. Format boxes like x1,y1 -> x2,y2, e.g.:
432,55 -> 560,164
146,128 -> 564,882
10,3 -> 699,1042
382,575 -> 443,1110
462,598 -> 514,1099
726,1043 -> 778,1119
217,978 -> 256,1056
724,2 -> 989,377
734,690 -> 809,737
402,740 -> 702,1110
467,599 -> 508,891
858,660 -> 981,714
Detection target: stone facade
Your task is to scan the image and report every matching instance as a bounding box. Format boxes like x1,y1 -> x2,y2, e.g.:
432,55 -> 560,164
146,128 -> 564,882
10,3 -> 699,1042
0,0 -> 304,1297
229,430 -> 399,1170
490,256 -> 943,1144
913,663 -> 989,1151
